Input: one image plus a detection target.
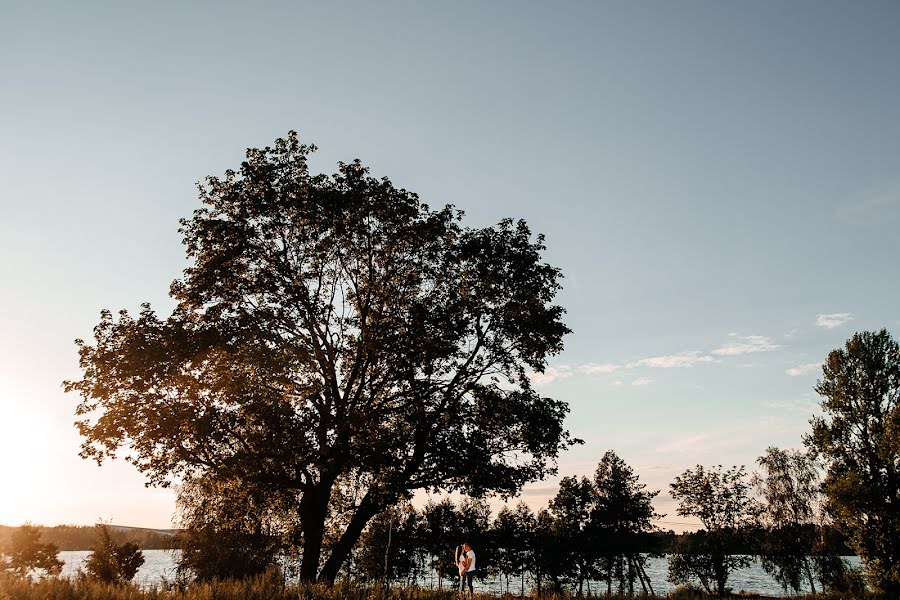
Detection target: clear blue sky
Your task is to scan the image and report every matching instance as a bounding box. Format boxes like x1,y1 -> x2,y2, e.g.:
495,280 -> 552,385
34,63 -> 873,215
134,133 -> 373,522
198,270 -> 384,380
1,1 -> 898,529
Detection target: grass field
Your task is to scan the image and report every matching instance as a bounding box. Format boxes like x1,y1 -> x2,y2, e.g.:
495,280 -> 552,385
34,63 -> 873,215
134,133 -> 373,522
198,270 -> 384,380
0,572 -> 882,600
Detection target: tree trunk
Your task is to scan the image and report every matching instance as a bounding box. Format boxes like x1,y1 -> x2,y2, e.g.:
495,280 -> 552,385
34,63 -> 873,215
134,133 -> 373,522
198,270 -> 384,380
638,560 -> 654,596
298,483 -> 332,582
318,490 -> 384,583
803,557 -> 817,595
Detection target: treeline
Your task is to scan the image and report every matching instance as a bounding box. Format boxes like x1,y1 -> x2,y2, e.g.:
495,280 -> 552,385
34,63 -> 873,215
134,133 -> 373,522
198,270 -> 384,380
0,525 -> 174,551
175,449 -> 861,597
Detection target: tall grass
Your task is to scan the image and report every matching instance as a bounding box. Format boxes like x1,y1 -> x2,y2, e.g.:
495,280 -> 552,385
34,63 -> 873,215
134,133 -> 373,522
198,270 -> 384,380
0,572 -> 464,600
0,573 -> 883,600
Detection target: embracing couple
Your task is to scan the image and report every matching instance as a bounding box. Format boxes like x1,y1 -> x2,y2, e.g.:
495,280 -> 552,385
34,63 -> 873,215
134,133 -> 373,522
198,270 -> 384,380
454,542 -> 476,598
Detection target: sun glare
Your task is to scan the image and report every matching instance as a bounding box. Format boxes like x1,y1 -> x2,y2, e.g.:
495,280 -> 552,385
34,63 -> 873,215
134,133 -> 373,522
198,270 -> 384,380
0,381 -> 53,525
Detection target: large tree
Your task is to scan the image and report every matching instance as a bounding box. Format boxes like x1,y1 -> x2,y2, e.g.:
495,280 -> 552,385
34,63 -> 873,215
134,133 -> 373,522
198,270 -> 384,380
806,329 -> 900,596
65,132 -> 575,583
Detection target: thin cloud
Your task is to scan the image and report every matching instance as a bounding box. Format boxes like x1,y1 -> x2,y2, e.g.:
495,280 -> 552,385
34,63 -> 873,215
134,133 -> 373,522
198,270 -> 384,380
816,313 -> 854,329
528,365 -> 573,385
578,362 -> 620,374
711,335 -> 780,356
786,362 -> 820,377
632,377 -> 653,386
629,351 -> 717,369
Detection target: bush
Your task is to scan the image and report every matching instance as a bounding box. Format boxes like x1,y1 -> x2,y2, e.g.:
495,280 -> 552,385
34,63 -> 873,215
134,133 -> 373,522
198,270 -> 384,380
83,524 -> 145,583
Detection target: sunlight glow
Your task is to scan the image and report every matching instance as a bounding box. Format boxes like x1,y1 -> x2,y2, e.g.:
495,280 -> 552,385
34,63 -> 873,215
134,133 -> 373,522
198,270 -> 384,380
0,380 -> 53,525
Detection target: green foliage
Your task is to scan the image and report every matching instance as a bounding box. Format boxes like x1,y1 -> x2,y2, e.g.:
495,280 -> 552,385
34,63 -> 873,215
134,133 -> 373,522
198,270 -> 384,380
754,447 -> 822,594
83,524 -> 145,584
806,329 -> 900,596
0,523 -> 63,577
65,131 -> 574,583
668,464 -> 760,596
490,502 -> 534,594
536,451 -> 661,596
355,504 -> 426,584
174,476 -> 294,581
591,450 -> 662,596
417,499 -> 463,588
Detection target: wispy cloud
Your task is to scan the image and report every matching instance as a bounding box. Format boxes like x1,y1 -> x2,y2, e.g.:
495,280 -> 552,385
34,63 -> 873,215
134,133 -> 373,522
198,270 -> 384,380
786,362 -> 820,377
629,351 -> 717,369
561,332 -> 784,384
528,365 -> 573,385
711,335 -> 780,356
816,313 -> 854,329
578,362 -> 620,374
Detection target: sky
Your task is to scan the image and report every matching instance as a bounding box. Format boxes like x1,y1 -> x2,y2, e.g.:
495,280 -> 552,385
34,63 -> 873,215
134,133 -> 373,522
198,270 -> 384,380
1,1 -> 899,532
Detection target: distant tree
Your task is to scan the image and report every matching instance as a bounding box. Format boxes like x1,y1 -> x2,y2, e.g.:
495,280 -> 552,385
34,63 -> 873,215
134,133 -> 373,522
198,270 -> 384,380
492,502 -> 535,594
65,132 -> 575,583
0,524 -> 63,577
806,329 -> 900,596
174,476 -> 294,581
355,503 -> 425,585
591,450 -> 661,596
456,497 -> 494,580
668,465 -> 760,596
754,447 -> 822,594
83,524 -> 144,584
419,498 -> 462,589
530,508 -> 559,597
548,475 -> 596,594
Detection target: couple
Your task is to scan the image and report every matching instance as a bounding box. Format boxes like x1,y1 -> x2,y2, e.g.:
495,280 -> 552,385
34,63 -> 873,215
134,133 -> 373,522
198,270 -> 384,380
454,542 -> 476,597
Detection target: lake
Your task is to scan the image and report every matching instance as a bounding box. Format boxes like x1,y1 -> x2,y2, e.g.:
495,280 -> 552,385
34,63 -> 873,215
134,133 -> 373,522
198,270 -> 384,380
58,550 -> 861,597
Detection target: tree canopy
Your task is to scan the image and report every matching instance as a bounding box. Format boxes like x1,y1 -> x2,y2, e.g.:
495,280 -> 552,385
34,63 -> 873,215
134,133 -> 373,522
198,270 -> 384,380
806,328 -> 900,595
0,524 -> 63,577
83,524 -> 145,584
65,132 -> 575,582
669,464 -> 759,596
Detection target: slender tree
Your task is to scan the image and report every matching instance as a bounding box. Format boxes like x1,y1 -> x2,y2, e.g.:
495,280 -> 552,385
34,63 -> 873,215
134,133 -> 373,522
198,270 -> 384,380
355,503 -> 424,585
669,465 -> 760,596
419,499 -> 462,589
548,475 -> 596,594
806,329 -> 900,596
754,447 -> 822,594
591,450 -> 661,596
65,132 -> 575,582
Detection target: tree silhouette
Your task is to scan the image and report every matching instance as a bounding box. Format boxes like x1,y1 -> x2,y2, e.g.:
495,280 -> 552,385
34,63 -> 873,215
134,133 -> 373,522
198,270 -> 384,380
174,475 -> 295,581
65,132 -> 574,583
591,450 -> 661,596
806,329 -> 900,596
669,464 -> 759,596
0,524 -> 62,577
83,524 -> 145,584
750,446 -> 863,595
